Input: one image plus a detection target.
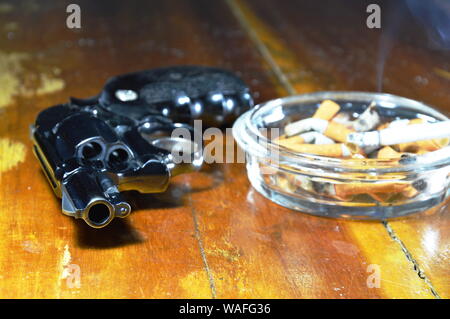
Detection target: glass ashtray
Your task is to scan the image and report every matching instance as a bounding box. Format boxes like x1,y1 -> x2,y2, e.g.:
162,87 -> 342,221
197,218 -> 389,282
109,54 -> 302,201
232,91 -> 450,219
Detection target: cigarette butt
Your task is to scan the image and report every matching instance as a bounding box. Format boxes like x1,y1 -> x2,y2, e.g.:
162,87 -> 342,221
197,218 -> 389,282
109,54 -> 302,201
332,112 -> 354,129
310,180 -> 337,195
260,164 -> 279,175
290,175 -> 314,192
334,182 -> 409,198
285,117 -> 354,141
276,143 -> 353,157
345,143 -> 366,156
369,193 -> 393,202
402,186 -> 419,198
275,132 -> 335,147
324,121 -> 355,143
300,132 -> 336,144
396,138 -> 449,152
275,135 -> 306,148
277,175 -> 296,193
284,118 -> 328,136
409,118 -> 424,125
353,102 -> 380,132
313,100 -> 341,120
377,146 -> 403,159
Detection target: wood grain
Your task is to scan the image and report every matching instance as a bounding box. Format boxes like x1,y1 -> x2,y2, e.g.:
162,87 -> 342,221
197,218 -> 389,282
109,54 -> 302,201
0,0 -> 448,298
388,204 -> 450,298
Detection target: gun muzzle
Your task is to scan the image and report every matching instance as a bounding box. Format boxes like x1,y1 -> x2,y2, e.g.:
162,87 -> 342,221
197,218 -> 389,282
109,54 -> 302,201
61,170 -> 131,228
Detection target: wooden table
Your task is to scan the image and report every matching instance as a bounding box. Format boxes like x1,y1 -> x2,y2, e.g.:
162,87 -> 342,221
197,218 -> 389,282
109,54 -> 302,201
0,0 -> 448,298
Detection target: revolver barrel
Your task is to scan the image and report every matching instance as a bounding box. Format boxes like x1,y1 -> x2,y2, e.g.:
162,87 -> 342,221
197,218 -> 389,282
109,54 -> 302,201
61,170 -> 131,228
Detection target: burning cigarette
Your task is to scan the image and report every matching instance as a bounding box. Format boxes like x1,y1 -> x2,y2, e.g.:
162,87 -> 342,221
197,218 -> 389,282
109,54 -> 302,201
312,99 -> 341,120
374,118 -> 442,153
347,120 -> 450,150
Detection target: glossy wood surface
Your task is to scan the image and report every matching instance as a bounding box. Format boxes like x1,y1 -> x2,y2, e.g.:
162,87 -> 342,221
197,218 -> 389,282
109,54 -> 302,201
0,0 -> 448,298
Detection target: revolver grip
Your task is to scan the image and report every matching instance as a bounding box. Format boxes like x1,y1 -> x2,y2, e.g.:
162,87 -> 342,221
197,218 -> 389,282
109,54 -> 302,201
98,65 -> 253,127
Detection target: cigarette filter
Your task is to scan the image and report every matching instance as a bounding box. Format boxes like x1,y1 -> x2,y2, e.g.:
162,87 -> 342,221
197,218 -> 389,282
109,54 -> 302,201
377,146 -> 403,159
324,121 -> 355,143
396,138 -> 449,153
275,135 -> 307,148
313,100 -> 341,121
402,186 -> 419,198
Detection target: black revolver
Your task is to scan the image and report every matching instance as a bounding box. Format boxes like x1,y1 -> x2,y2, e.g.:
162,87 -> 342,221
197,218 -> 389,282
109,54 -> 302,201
31,66 -> 253,228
